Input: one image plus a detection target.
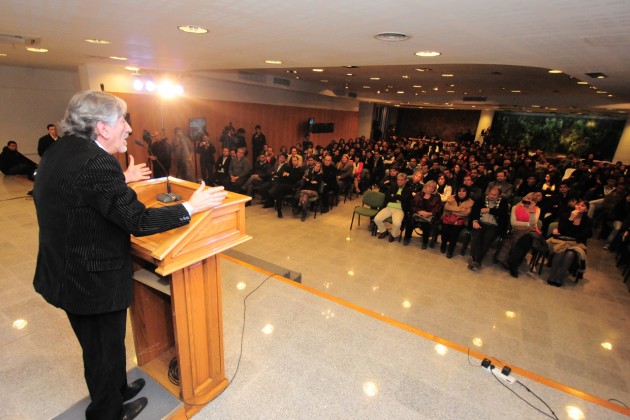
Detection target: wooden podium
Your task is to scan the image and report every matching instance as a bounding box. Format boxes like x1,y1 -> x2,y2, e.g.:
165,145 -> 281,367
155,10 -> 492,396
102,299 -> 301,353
128,177 -> 251,418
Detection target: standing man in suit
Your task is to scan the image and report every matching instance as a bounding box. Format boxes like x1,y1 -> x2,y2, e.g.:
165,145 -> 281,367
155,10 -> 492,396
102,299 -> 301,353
32,90 -> 227,420
38,123 -> 60,157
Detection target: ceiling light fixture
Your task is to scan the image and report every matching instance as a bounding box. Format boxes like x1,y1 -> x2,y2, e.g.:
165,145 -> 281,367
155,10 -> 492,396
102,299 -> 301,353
414,68 -> 432,72
265,59 -> 283,64
441,74 -> 454,77
178,25 -> 208,34
109,56 -> 127,61
415,51 -> 441,57
26,47 -> 48,53
125,66 -> 140,72
374,32 -> 410,42
370,77 -> 380,80
548,69 -> 562,74
85,39 -> 110,44
312,68 -> 324,72
585,72 -> 607,79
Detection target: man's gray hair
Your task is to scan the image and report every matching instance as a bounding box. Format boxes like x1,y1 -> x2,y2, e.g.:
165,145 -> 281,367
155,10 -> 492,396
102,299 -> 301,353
61,90 -> 127,140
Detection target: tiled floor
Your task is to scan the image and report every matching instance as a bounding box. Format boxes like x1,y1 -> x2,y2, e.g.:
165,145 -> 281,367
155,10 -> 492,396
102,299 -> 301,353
1,175 -> 629,419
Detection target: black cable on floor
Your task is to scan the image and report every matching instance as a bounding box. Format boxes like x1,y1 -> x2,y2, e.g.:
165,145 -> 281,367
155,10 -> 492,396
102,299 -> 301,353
608,398 -> 629,408
171,273 -> 275,416
489,370 -> 558,419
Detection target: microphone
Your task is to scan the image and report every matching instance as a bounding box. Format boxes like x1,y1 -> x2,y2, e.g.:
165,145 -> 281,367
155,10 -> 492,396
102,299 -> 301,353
134,140 -> 181,203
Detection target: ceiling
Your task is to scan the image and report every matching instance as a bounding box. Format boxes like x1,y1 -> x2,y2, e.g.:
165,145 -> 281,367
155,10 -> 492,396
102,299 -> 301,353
1,0 -> 630,117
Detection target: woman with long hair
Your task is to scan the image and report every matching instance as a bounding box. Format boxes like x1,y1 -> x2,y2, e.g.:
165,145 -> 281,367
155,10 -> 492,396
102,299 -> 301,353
296,160 -> 323,221
440,186 -> 474,258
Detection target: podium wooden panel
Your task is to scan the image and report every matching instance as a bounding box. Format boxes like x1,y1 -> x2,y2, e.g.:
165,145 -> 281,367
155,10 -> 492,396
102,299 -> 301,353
128,177 -> 251,417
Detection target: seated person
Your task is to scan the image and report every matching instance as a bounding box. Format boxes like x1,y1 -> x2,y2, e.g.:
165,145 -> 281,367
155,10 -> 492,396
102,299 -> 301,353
295,160 -> 323,221
436,173 -> 452,202
336,154 -> 354,193
320,155 -> 338,212
603,192 -> 630,250
440,186 -> 474,258
0,140 -> 37,180
379,165 -> 399,191
468,186 -> 510,271
214,147 -> 232,187
269,155 -> 304,218
496,193 -> 541,278
374,173 -> 412,242
546,200 -> 593,287
485,169 -> 514,199
403,180 -> 443,248
515,175 -> 538,197
225,147 -> 251,192
242,152 -> 272,200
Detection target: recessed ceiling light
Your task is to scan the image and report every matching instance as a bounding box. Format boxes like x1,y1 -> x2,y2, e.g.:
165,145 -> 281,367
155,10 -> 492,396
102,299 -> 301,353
412,85 -> 422,88
415,51 -> 441,57
414,68 -> 432,72
178,25 -> 208,34
532,104 -> 541,108
0,53 -> 7,57
27,47 -> 48,53
85,39 -> 110,44
397,91 -> 404,94
441,74 -> 454,77
363,86 -> 370,88
312,68 -> 324,72
585,72 -> 607,79
511,90 -> 521,93
577,81 -> 588,85
109,56 -> 127,60
402,75 -> 410,79
548,69 -> 562,74
265,60 -> 283,64
346,73 -> 354,76
320,79 -> 328,82
125,66 -> 140,72
374,32 -> 410,42
370,77 -> 380,80
596,91 -> 607,94
446,90 -> 455,93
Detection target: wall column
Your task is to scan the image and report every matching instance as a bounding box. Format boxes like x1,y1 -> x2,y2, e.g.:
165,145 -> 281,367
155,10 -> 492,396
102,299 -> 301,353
475,110 -> 494,143
613,115 -> 630,164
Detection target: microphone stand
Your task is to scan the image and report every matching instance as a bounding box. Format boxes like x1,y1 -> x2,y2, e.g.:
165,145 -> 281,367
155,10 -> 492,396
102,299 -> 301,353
134,140 -> 181,203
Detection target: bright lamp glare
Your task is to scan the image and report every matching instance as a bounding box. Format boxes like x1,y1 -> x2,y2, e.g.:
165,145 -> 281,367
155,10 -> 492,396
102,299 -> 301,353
132,79 -> 144,91
158,80 -> 183,98
145,81 -> 156,92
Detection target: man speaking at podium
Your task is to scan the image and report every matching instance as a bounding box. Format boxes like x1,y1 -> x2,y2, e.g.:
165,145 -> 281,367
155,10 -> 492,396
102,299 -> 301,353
32,91 -> 227,420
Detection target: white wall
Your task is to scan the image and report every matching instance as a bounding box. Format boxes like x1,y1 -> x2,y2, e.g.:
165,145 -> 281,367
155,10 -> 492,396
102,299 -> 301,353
0,65 -> 80,160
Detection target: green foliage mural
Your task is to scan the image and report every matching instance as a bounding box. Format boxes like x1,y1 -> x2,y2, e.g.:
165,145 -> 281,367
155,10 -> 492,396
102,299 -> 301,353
488,112 -> 625,160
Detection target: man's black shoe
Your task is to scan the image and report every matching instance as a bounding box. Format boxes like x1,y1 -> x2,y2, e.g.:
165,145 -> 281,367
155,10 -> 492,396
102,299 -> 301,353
123,378 -> 146,402
509,267 -> 519,278
120,397 -> 148,420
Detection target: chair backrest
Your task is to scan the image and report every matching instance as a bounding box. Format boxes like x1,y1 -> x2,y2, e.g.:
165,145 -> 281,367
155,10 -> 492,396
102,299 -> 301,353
362,191 -> 385,209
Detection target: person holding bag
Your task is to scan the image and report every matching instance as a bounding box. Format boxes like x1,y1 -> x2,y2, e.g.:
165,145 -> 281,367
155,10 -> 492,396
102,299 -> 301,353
546,200 -> 592,287
496,193 -> 542,278
440,186 -> 474,258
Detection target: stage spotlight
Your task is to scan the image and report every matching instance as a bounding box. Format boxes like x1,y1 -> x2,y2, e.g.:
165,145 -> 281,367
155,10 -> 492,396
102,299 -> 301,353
145,80 -> 157,92
132,78 -> 144,91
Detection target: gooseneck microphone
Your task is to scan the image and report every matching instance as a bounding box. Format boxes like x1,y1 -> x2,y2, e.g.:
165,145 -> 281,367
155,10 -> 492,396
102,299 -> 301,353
134,140 -> 181,203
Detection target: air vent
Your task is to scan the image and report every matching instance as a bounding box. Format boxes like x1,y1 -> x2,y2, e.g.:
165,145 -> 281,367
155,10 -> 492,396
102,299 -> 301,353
273,77 -> 290,87
373,32 -> 410,42
462,96 -> 487,102
0,33 -> 40,46
238,71 -> 266,83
